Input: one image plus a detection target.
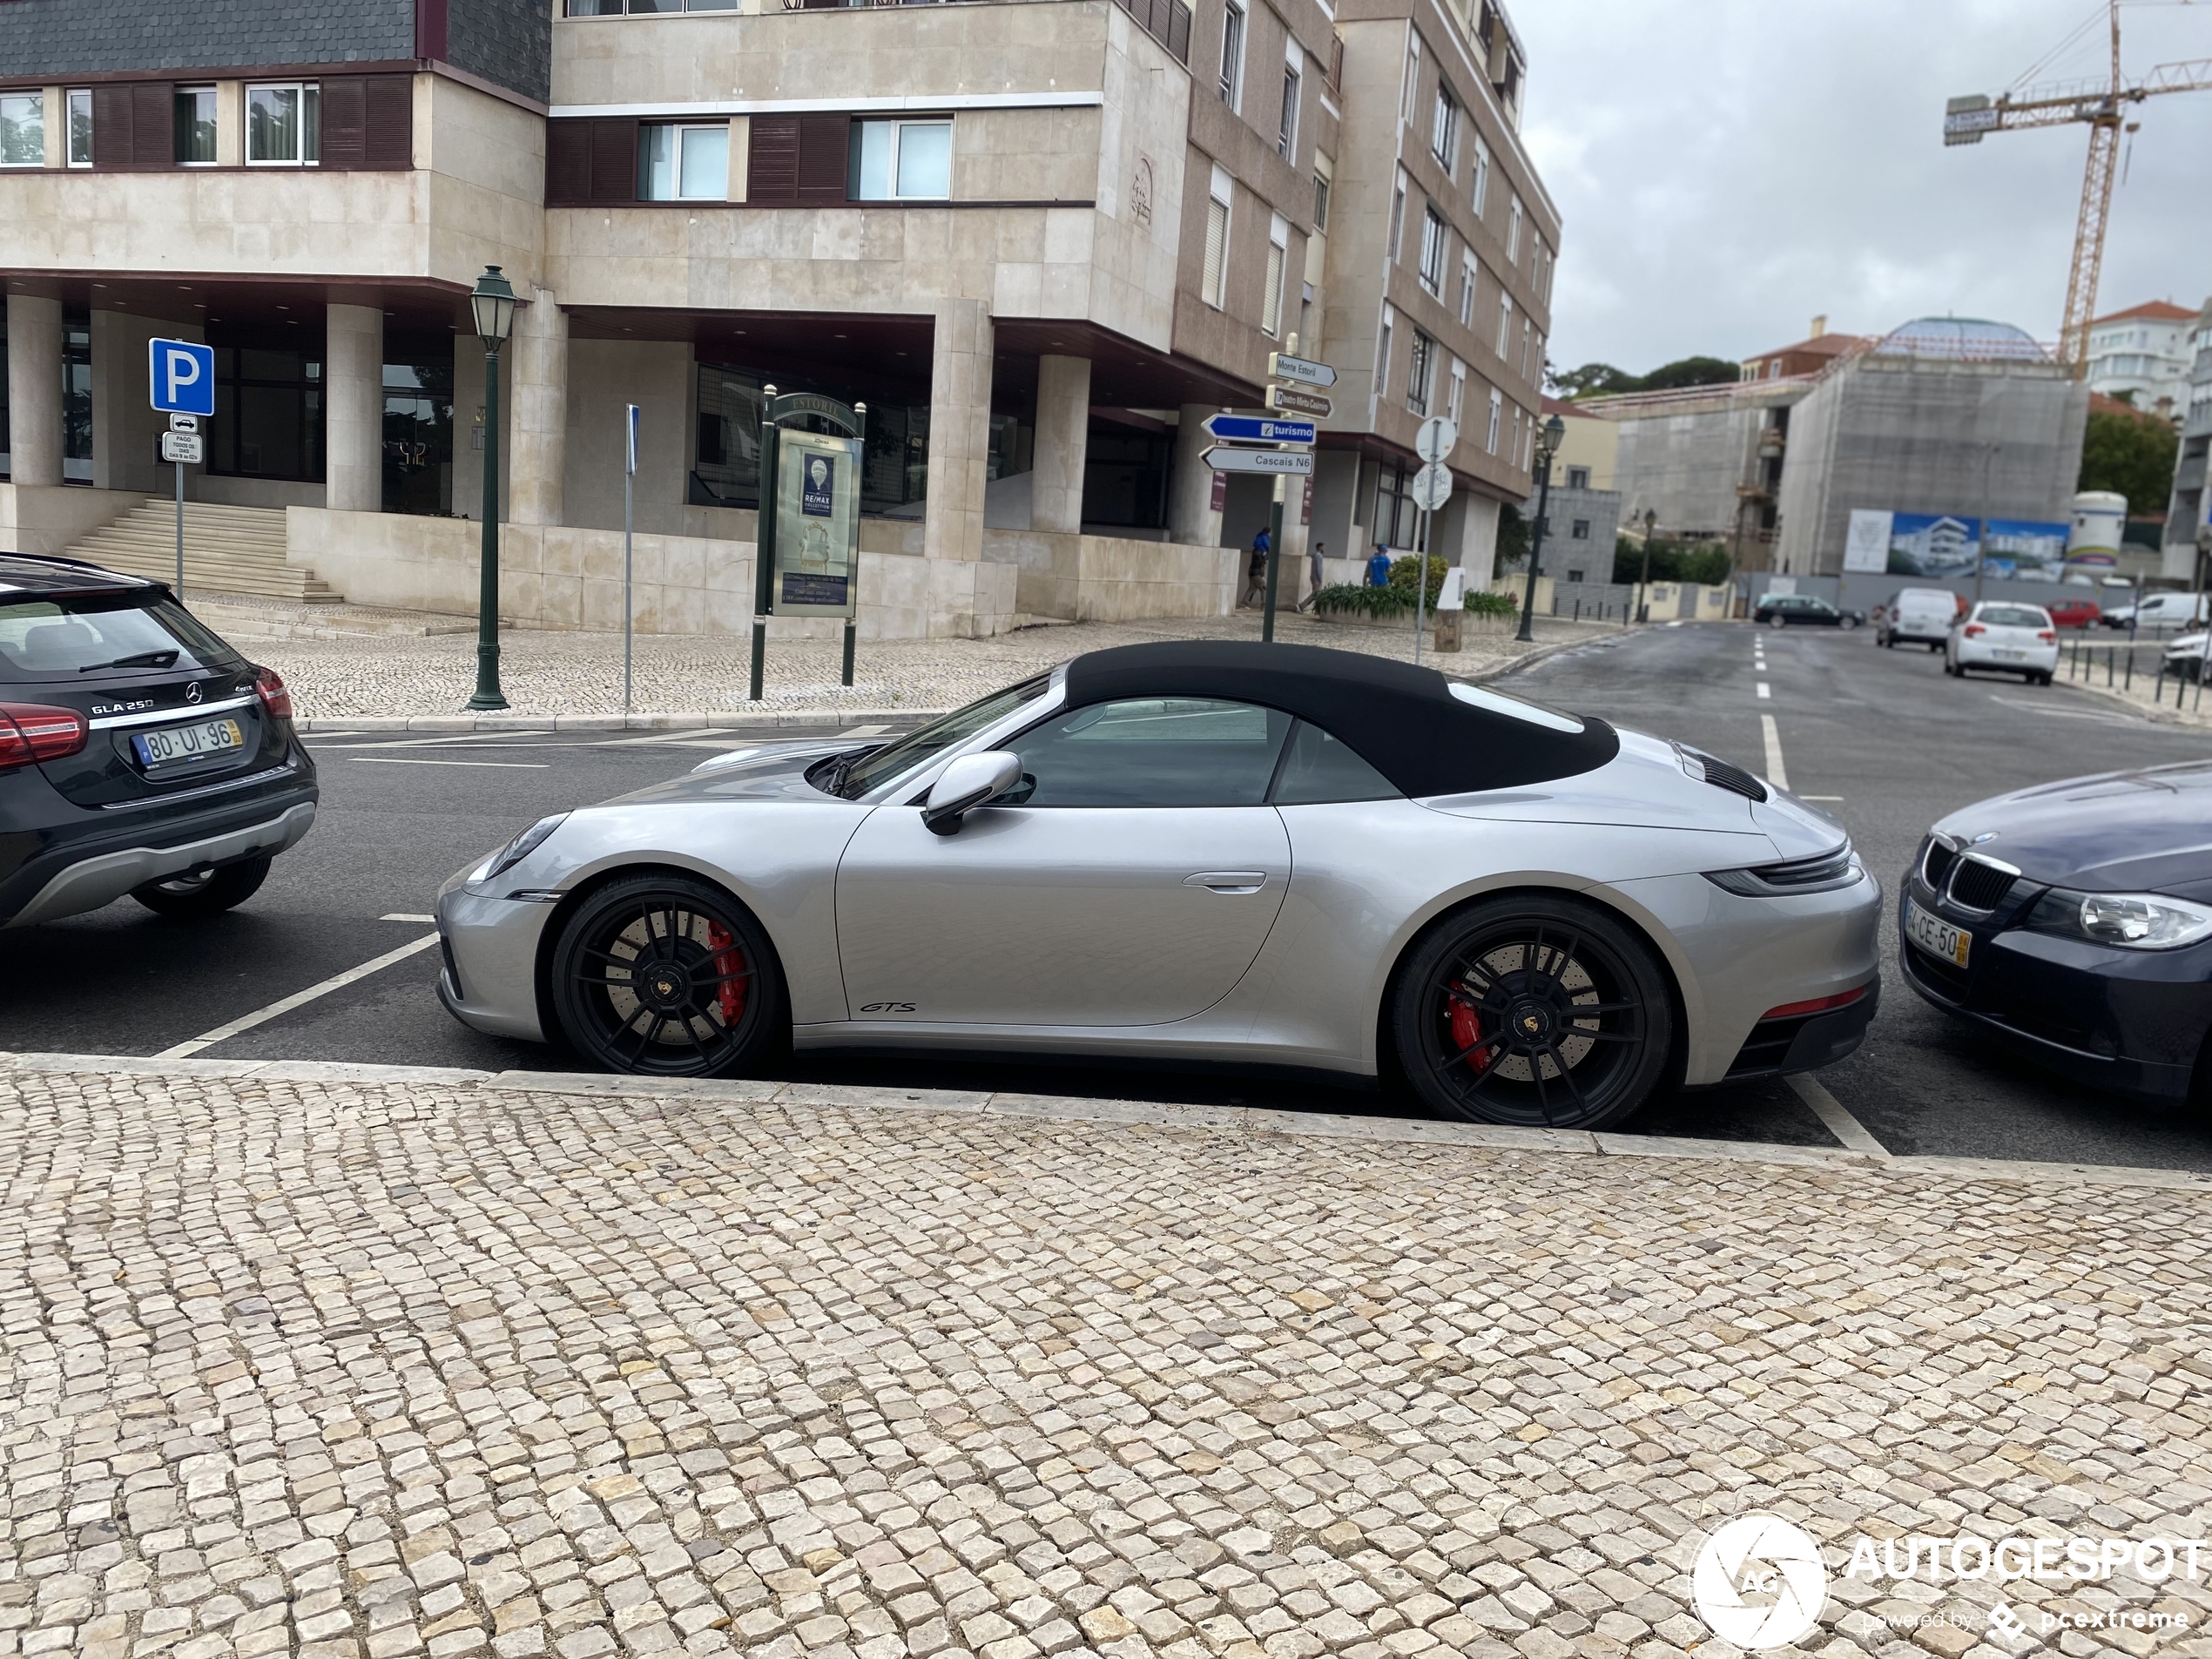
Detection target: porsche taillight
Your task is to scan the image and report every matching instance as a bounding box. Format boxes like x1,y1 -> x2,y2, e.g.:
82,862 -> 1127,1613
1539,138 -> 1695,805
0,704 -> 91,771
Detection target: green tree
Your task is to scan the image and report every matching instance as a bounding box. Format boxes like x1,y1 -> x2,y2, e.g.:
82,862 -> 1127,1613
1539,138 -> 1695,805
1612,537 -> 1731,586
1635,356 -> 1743,392
1551,362 -> 1637,398
2079,409 -> 2178,516
1497,504 -> 1530,567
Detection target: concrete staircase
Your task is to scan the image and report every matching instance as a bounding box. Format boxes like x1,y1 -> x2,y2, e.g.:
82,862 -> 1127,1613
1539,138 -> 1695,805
64,499 -> 341,604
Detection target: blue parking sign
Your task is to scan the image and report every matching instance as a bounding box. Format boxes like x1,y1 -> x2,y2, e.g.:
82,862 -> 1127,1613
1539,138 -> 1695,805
148,338 -> 216,416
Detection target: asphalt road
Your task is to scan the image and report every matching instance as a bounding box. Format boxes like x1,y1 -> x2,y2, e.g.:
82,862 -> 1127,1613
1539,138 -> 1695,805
6,622 -> 2209,1167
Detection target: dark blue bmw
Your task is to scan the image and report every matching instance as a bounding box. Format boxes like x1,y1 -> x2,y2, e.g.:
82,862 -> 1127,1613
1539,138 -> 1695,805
1898,762 -> 2212,1103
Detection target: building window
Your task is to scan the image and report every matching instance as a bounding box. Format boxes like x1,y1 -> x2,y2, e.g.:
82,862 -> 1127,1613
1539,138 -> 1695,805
638,123 -> 730,199
174,87 -> 219,165
1507,194 -> 1523,262
1496,293 -> 1513,357
1400,30 -> 1421,123
1432,85 -> 1457,172
246,83 -> 320,166
1202,172 -> 1231,308
847,118 -> 949,200
1376,462 -> 1414,547
1448,359 -> 1466,425
0,91 -> 44,166
1471,133 -> 1489,217
1312,172 -> 1330,232
208,344 -> 324,483
1278,63 -> 1300,158
65,89 -> 91,166
1567,465 -> 1589,489
1220,3 -> 1245,109
1376,307 -> 1394,399
1459,253 -> 1476,327
566,0 -> 735,10
1521,317 -> 1533,378
1263,216 -> 1288,338
62,314 -> 91,482
382,358 -> 455,517
1418,207 -> 1447,296
1388,171 -> 1406,261
1406,329 -> 1434,415
1486,386 -> 1501,454
1571,519 -> 1590,540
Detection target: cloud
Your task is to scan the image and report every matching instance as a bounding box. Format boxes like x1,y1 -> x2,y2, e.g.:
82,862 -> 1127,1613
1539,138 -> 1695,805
1517,0 -> 2212,373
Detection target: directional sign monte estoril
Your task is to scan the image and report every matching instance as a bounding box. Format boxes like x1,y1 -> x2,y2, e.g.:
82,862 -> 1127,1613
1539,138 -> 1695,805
1266,351 -> 1337,389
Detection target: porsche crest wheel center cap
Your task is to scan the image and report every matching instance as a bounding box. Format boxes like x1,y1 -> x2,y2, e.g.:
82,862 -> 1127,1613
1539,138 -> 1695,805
1508,1001 -> 1552,1045
643,969 -> 689,1009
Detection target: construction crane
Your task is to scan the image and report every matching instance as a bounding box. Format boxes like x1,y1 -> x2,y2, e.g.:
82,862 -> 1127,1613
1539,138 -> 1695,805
1944,0 -> 2212,369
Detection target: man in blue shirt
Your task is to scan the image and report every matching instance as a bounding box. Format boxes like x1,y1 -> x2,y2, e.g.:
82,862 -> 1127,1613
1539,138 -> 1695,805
1367,543 -> 1393,587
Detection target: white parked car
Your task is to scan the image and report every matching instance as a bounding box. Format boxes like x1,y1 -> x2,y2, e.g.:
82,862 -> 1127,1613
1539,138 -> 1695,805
1946,602 -> 2059,684
2101,591 -> 2210,631
1878,587 -> 1961,651
2165,630 -> 2208,684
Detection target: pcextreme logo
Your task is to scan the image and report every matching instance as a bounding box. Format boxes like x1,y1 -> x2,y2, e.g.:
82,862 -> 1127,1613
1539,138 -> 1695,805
1692,1514 -> 1829,1650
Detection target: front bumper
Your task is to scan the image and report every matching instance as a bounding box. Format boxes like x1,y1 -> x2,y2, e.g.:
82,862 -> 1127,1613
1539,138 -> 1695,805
435,876 -> 556,1042
1897,880 -> 2211,1102
2,796 -> 317,927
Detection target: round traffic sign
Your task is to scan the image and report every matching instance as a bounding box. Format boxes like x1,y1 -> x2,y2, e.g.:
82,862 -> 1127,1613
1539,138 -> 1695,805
1414,416 -> 1459,463
1410,461 -> 1452,511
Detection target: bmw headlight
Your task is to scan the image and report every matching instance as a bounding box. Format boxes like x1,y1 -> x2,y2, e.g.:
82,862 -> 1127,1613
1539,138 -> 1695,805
2024,887 -> 2212,950
481,813 -> 570,881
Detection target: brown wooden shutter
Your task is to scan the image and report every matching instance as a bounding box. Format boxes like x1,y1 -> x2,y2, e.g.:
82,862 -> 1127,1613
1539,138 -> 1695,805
361,74 -> 415,169
319,77 -> 369,168
588,118 -> 638,202
91,84 -> 137,169
131,82 -> 173,166
747,114 -> 799,202
545,119 -> 591,206
795,113 -> 848,204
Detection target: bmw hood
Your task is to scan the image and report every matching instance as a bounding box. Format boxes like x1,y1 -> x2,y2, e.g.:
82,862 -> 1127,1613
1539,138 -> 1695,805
1932,760 -> 2212,900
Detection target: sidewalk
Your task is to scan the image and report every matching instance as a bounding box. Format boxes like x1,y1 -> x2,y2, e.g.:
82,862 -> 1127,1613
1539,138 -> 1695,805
188,597 -> 1623,725
3,1053 -> 2209,1659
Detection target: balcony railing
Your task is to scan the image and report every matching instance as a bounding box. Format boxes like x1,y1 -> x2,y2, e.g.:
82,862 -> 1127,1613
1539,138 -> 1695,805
779,0 -> 1190,62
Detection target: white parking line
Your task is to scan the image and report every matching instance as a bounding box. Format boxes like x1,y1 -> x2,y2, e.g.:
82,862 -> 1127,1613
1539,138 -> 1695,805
1787,1072 -> 1890,1157
1760,712 -> 1790,790
155,933 -> 441,1059
352,757 -> 550,769
1756,682 -> 1771,699
381,913 -> 436,922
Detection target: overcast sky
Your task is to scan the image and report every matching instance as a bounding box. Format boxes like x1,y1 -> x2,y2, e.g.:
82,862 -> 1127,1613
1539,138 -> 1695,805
1516,0 -> 2212,376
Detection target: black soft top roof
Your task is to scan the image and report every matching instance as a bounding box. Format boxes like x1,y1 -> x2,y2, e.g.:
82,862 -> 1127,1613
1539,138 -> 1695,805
0,555 -> 158,599
1061,641 -> 1619,797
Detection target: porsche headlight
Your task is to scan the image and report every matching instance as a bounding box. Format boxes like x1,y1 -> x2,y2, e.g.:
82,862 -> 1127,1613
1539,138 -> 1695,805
2024,888 -> 2212,951
1704,843 -> 1861,896
482,813 -> 569,881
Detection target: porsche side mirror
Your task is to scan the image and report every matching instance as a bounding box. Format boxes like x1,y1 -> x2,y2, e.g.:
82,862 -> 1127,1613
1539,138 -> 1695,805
922,751 -> 1023,836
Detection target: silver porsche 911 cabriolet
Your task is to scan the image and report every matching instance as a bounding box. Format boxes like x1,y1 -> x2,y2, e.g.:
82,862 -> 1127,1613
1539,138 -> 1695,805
437,642 -> 1880,1129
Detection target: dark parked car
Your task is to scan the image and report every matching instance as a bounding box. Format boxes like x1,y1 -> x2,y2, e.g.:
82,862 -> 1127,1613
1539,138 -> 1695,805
1756,594 -> 1865,629
1899,761 -> 2212,1103
0,555 -> 317,927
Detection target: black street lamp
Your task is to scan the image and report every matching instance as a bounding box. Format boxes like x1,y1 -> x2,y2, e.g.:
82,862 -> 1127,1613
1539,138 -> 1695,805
1515,413 -> 1568,644
465,265 -> 518,711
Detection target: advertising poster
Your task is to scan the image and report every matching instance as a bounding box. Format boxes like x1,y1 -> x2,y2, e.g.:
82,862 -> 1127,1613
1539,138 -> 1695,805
1981,518 -> 2068,581
1843,509 -> 1893,573
772,432 -> 862,617
1886,513 -> 1981,577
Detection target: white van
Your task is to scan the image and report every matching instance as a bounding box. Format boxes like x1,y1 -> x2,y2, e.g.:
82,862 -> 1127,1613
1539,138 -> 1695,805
1879,587 -> 1959,651
2101,591 -> 2210,631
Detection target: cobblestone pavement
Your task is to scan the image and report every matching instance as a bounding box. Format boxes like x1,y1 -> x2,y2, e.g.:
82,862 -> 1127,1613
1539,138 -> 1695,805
187,603 -> 1612,721
4,1058 -> 2209,1659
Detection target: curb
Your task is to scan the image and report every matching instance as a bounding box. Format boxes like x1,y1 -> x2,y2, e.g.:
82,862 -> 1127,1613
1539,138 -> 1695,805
293,708 -> 946,734
8,1049 -> 2211,1196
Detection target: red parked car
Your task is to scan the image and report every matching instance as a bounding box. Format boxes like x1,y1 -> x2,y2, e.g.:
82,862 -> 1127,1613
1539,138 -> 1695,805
2045,597 -> 2102,630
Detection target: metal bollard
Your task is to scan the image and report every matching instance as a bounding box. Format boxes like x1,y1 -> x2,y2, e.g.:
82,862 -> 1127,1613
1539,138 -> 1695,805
2125,646 -> 2134,691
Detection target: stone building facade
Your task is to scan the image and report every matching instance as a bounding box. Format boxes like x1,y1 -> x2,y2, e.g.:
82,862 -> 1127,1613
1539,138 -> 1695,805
0,0 -> 1553,637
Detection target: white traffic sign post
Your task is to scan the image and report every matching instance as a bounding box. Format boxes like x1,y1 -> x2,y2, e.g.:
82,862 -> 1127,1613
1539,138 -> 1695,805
149,341 -> 214,597
1407,460 -> 1453,668
623,403 -> 640,714
1414,415 -> 1458,464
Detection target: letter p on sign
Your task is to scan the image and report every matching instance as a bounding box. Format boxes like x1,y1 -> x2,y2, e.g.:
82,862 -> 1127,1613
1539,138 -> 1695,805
148,338 -> 217,417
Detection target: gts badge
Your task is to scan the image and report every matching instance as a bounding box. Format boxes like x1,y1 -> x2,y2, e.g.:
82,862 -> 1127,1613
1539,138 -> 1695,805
860,1001 -> 917,1014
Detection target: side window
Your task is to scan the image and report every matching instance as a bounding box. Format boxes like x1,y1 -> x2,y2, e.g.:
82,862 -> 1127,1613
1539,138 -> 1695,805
1005,698 -> 1290,807
1269,721 -> 1398,805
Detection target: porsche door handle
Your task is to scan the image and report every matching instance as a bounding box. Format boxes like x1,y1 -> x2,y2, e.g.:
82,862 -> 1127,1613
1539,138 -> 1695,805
1185,872 -> 1268,894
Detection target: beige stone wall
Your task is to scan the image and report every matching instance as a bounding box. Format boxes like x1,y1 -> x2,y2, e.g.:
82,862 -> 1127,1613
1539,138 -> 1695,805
983,529 -> 1238,621
0,484 -> 140,558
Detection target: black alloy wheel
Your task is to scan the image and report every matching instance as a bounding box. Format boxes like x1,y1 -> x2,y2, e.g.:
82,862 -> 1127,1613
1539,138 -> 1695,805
1393,894 -> 1672,1130
550,873 -> 785,1077
132,855 -> 272,919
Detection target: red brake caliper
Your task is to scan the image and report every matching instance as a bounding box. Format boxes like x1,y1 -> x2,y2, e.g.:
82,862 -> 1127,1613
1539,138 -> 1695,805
705,922 -> 747,1024
1448,989 -> 1494,1073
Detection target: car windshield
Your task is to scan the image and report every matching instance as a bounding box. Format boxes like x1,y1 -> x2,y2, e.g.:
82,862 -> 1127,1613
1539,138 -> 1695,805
0,593 -> 242,685
1979,606 -> 2047,628
832,673 -> 1051,799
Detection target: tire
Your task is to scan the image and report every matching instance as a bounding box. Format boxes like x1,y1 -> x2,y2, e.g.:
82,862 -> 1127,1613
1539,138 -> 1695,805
1767,614 -> 1787,630
1929,642 -> 1942,653
132,855 -> 271,919
1393,894 -> 1674,1131
549,873 -> 786,1077
1841,616 -> 1859,631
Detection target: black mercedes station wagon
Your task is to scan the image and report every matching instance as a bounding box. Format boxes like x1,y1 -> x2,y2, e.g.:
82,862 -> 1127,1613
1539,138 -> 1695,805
0,554 -> 318,927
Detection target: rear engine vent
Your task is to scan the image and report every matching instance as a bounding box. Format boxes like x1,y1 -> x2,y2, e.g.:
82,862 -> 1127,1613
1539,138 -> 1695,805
1946,858 -> 2017,912
1920,838 -> 1957,894
1686,749 -> 1768,803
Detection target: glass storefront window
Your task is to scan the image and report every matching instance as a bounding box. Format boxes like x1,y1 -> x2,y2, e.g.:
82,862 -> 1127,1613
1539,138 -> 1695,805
209,344 -> 325,482
692,361 -> 928,517
382,359 -> 455,516
63,318 -> 91,483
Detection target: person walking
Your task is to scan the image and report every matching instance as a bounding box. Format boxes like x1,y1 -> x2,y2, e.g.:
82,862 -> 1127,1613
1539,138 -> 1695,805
1298,540 -> 1328,610
1367,542 -> 1393,588
1243,525 -> 1272,608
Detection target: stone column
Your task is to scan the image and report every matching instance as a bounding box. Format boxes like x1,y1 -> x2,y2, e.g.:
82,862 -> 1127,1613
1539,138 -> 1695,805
1168,401 -> 1222,548
325,302 -> 384,514
508,287 -> 569,527
5,294 -> 64,488
1457,495 -> 1502,586
924,297 -> 993,566
1030,353 -> 1090,535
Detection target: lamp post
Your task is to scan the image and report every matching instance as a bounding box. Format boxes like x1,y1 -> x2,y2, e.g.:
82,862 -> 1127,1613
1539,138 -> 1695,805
465,265 -> 518,711
1514,413 -> 1567,644
1636,506 -> 1656,623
